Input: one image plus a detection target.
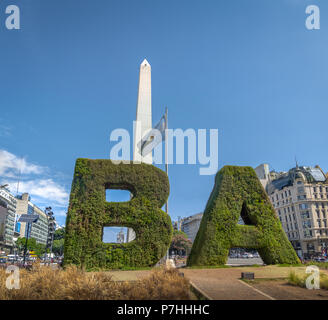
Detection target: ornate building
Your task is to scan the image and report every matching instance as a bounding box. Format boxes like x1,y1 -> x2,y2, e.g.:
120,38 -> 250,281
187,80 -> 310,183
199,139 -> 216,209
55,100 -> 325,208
256,164 -> 328,259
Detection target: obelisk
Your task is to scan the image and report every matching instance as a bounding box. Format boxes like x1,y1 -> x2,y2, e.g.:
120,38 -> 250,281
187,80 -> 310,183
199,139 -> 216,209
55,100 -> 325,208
133,59 -> 153,164
127,59 -> 153,242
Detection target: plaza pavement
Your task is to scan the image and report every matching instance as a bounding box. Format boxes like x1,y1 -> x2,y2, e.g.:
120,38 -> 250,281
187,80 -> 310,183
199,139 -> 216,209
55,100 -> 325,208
106,263 -> 328,300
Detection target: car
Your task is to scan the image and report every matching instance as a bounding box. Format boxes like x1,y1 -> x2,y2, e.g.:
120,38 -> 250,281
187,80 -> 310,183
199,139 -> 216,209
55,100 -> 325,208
314,257 -> 326,262
0,257 -> 7,264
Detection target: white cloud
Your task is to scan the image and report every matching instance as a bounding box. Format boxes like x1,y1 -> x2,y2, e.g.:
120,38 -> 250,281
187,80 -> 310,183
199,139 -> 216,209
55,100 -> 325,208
6,179 -> 69,207
0,149 -> 45,177
0,149 -> 70,215
54,209 -> 68,217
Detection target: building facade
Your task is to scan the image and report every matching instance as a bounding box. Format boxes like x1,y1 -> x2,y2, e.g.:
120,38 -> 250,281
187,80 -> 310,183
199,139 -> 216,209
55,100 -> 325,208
181,213 -> 203,243
256,164 -> 328,259
0,187 -> 17,253
16,193 -> 49,246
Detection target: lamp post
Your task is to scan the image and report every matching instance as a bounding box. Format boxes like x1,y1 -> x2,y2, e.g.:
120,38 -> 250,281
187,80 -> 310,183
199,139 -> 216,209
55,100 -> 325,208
45,207 -> 55,263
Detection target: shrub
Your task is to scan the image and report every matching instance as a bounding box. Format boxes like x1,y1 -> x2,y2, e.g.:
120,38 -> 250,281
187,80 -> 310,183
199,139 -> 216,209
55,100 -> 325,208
0,264 -> 190,300
64,159 -> 172,270
288,270 -> 328,290
188,166 -> 300,266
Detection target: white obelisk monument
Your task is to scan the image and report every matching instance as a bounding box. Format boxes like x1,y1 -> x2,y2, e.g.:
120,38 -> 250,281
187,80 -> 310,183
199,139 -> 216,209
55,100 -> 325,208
133,59 -> 153,164
127,59 -> 153,242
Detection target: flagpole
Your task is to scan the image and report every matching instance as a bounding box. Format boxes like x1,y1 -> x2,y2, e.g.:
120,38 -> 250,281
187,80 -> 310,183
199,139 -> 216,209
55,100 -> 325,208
165,107 -> 168,215
164,107 -> 170,264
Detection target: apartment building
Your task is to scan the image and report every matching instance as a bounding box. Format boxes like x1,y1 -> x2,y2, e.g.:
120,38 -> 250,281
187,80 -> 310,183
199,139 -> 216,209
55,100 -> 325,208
181,213 -> 203,243
255,164 -> 328,259
0,186 -> 17,253
15,193 -> 49,246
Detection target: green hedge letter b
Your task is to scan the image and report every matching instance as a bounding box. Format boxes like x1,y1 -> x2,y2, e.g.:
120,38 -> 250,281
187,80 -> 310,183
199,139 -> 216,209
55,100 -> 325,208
64,159 -> 172,270
188,166 -> 300,266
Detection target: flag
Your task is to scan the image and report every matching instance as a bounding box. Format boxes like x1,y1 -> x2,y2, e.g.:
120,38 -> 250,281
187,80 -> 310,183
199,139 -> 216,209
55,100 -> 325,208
138,115 -> 166,156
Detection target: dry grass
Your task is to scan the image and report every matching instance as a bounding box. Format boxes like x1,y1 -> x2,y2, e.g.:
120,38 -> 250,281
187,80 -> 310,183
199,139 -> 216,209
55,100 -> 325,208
0,265 -> 191,300
288,270 -> 328,290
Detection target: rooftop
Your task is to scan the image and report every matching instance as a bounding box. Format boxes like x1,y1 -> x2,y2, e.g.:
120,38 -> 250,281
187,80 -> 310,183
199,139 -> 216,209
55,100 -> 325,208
267,165 -> 327,194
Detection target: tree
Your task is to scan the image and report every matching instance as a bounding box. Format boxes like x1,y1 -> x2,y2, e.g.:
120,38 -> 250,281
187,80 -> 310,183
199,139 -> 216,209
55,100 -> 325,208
53,227 -> 65,240
169,230 -> 192,257
52,238 -> 65,256
15,237 -> 46,257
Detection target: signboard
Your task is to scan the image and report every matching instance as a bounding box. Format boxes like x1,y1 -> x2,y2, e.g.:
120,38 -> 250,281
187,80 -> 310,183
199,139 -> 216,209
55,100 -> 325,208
18,214 -> 39,223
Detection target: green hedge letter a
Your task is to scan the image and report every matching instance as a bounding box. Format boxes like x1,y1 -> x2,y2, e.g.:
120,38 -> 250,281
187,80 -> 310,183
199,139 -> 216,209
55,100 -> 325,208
188,166 -> 300,266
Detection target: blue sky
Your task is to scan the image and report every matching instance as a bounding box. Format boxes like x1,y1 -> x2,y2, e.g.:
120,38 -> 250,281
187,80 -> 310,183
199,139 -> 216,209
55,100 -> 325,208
0,0 -> 327,241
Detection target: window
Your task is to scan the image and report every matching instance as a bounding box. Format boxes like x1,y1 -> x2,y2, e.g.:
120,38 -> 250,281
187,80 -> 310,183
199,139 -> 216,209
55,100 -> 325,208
303,220 -> 312,228
299,203 -> 309,210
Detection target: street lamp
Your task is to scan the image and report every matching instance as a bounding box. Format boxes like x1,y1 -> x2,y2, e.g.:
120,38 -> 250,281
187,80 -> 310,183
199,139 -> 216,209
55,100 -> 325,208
44,207 -> 55,263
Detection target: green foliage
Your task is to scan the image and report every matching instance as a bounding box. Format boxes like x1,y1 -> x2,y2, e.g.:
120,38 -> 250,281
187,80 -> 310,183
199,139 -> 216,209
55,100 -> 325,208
64,159 -> 172,270
15,238 -> 46,257
188,166 -> 300,266
170,230 -> 192,256
53,239 -> 65,255
54,228 -> 65,240
173,230 -> 188,238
